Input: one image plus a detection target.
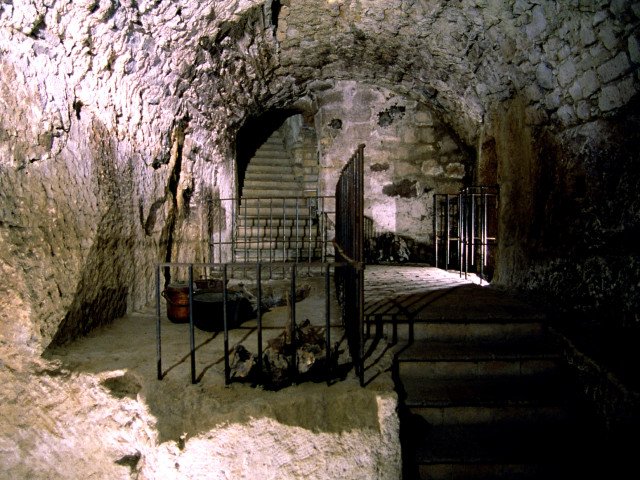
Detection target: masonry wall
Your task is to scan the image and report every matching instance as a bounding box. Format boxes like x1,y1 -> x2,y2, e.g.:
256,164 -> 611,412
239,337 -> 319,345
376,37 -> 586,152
314,81 -> 472,262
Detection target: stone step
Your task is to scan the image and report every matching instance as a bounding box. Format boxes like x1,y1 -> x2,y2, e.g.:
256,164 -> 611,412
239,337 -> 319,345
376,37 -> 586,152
410,421 -> 599,480
236,226 -> 320,237
237,206 -> 313,218
243,179 -> 301,190
243,172 -> 299,182
246,163 -> 295,173
376,320 -> 545,343
233,249 -> 325,262
240,189 -> 305,199
236,218 -> 318,228
398,356 -> 559,381
400,371 -> 567,409
397,338 -> 559,363
236,234 -> 321,246
234,239 -> 322,250
250,152 -> 292,163
410,403 -> 569,427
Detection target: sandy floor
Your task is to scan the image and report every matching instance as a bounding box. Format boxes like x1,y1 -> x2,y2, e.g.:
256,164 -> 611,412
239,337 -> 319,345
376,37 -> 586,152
1,266 -> 485,479
0,272 -> 400,479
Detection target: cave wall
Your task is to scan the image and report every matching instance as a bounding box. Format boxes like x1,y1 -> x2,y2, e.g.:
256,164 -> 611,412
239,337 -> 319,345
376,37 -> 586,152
492,98 -> 640,329
0,1 -> 240,350
483,1 -> 640,335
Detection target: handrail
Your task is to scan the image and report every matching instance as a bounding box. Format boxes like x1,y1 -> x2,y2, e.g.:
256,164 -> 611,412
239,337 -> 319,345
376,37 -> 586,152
433,185 -> 499,283
155,261 -> 341,387
334,144 -> 366,385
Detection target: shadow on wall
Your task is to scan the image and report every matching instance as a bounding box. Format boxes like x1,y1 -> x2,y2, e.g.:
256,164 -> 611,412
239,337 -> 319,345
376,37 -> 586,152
49,119 -> 134,346
365,231 -> 432,264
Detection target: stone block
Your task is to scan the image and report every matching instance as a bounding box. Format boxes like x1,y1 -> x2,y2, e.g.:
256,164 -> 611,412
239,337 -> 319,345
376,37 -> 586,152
579,69 -> 600,97
438,136 -> 459,155
556,105 -> 576,126
557,58 -> 577,87
394,161 -> 420,177
598,77 -> 636,111
597,52 -> 631,83
569,80 -> 584,101
403,129 -> 417,143
525,5 -> 548,41
545,90 -> 562,110
536,62 -> 555,90
576,100 -> 592,120
421,159 -> 443,177
445,163 -> 466,180
414,110 -> 434,126
629,32 -> 640,64
598,20 -> 619,51
580,20 -> 597,47
417,127 -> 436,143
610,0 -> 627,15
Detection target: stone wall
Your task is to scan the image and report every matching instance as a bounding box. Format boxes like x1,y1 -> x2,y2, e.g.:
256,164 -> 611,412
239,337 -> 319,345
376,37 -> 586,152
480,2 -> 640,338
314,81 -> 471,260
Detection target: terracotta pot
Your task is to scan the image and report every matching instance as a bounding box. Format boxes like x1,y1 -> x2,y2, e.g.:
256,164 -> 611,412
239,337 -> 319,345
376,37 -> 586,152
162,283 -> 190,323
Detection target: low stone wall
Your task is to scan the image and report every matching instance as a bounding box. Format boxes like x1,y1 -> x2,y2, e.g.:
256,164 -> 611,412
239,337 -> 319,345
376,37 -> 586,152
0,340 -> 401,480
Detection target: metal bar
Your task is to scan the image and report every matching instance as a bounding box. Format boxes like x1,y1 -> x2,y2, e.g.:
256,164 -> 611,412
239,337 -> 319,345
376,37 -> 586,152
156,265 -> 162,380
458,194 -> 463,278
231,198 -> 235,262
188,265 -> 196,384
480,190 -> 486,284
290,263 -> 297,377
257,263 -> 263,380
308,200 -> 312,270
470,193 -> 476,267
218,198 -> 222,264
283,197 -> 287,275
223,264 -> 230,385
295,196 -> 300,263
325,263 -> 331,383
445,194 -> 450,269
433,194 -> 438,269
357,145 -> 365,386
321,197 -> 326,263
243,199 -> 248,266
257,198 -> 261,263
269,198 -> 273,279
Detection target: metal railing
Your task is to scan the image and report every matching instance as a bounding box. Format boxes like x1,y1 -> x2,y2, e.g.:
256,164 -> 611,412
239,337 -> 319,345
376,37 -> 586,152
155,261 -> 339,386
156,146 -> 367,386
206,196 -> 335,272
433,185 -> 499,282
334,144 -> 366,385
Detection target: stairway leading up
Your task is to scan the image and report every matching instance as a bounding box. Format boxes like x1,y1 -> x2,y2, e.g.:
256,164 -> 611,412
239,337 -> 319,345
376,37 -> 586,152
236,130 -> 321,263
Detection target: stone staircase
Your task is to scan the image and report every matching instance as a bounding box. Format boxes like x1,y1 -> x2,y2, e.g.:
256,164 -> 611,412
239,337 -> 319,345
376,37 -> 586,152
363,268 -> 606,479
236,130 -> 322,263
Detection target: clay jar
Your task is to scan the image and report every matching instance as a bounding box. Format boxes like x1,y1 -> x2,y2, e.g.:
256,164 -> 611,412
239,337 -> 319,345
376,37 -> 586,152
161,283 -> 190,323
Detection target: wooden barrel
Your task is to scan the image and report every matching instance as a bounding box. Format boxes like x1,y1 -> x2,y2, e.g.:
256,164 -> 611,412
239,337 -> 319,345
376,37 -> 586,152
162,283 -> 190,323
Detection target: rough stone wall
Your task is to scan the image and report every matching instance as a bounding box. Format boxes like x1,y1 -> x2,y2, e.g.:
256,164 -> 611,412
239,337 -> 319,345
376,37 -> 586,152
0,1 -> 259,350
314,81 -> 471,257
482,1 -> 640,337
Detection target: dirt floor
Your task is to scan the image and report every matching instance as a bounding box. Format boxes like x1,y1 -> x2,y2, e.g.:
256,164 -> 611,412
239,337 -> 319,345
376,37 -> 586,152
1,271 -> 401,479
